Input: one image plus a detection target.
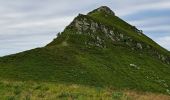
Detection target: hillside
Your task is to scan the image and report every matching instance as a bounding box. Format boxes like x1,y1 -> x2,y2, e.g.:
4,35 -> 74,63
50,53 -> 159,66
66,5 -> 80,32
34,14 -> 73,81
0,6 -> 170,96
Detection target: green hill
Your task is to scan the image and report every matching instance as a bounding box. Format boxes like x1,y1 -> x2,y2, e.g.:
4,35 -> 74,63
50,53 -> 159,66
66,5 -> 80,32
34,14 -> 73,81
0,6 -> 170,95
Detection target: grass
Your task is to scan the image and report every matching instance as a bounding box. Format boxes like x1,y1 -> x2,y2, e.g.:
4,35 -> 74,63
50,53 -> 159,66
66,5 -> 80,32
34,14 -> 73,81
0,80 -> 169,100
0,45 -> 170,94
0,80 -> 129,100
0,6 -> 170,98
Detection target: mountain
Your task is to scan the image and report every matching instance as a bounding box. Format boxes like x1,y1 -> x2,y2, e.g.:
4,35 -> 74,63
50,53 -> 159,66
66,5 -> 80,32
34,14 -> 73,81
0,6 -> 170,94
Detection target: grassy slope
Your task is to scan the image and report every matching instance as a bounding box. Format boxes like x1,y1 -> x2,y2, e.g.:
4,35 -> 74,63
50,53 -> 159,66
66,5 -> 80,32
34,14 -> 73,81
0,7 -> 170,96
0,42 -> 170,94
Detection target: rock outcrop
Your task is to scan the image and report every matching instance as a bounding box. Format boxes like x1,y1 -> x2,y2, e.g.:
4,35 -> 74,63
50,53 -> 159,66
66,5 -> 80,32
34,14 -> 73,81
65,9 -> 170,64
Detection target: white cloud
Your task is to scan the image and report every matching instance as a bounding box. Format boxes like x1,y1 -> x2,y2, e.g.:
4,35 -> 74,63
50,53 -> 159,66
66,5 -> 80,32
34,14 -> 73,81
7,16 -> 74,31
118,1 -> 170,16
139,25 -> 170,32
156,36 -> 170,50
0,0 -> 170,56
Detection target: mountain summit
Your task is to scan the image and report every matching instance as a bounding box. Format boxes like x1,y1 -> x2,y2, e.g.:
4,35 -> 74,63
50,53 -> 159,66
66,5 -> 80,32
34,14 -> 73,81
48,6 -> 170,64
0,6 -> 170,94
88,6 -> 115,15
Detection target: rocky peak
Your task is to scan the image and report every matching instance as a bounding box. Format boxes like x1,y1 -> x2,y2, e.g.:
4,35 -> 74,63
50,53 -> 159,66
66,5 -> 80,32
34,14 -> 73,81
62,8 -> 170,64
88,6 -> 115,16
69,14 -> 113,35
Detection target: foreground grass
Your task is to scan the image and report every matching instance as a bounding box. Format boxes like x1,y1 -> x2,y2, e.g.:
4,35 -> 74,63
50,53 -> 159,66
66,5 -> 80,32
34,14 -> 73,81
0,80 -> 169,100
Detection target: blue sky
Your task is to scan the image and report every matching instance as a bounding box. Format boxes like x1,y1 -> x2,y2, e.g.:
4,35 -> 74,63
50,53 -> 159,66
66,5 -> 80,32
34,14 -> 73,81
0,0 -> 170,56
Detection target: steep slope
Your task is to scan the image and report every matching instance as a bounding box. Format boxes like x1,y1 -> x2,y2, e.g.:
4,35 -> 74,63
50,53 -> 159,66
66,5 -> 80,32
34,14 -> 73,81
0,6 -> 170,94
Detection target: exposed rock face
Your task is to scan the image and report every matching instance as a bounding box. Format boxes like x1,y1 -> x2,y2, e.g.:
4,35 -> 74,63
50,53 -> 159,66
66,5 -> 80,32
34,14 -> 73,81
68,14 -> 170,64
90,21 -> 98,32
109,30 -> 114,35
137,43 -> 142,49
119,34 -> 124,39
75,19 -> 83,32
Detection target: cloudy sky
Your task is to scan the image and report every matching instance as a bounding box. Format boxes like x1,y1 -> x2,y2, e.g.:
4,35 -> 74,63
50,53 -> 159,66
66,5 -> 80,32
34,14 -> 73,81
0,0 -> 170,56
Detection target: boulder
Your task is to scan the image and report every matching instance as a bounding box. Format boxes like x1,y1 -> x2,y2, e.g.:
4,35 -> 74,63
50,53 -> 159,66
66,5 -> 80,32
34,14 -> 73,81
90,21 -> 97,32
74,19 -> 83,32
137,43 -> 142,49
119,34 -> 124,39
